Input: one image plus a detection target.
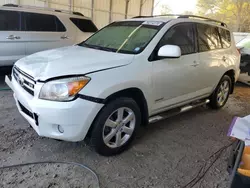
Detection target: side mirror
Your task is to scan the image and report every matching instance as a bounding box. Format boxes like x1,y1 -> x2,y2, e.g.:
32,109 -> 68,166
158,45 -> 181,58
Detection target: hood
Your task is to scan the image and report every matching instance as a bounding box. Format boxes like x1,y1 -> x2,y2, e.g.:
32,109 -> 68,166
15,46 -> 134,81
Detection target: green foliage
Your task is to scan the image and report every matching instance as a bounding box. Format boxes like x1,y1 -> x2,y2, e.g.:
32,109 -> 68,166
197,0 -> 250,32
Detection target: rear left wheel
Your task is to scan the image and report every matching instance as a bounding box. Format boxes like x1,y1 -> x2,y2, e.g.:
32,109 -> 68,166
89,97 -> 141,156
209,75 -> 232,109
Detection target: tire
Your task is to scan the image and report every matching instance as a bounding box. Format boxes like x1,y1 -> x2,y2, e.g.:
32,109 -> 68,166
209,75 -> 232,109
89,97 -> 141,156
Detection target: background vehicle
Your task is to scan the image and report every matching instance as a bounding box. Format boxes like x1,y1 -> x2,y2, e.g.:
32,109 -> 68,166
6,15 -> 241,156
233,33 -> 250,85
234,32 -> 249,43
0,4 -> 98,67
235,36 -> 250,76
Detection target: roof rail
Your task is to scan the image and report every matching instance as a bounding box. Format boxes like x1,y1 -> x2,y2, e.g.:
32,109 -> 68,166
133,14 -> 227,27
2,4 -> 85,17
72,12 -> 84,16
3,4 -> 18,7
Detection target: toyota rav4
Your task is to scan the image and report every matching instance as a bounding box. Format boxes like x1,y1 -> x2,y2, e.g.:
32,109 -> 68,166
6,15 -> 241,156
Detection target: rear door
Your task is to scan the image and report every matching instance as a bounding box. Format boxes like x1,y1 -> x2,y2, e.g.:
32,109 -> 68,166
0,9 -> 27,66
24,12 -> 74,55
196,23 -> 225,92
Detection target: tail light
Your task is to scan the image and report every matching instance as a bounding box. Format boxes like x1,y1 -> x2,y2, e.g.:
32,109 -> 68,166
237,48 -> 241,55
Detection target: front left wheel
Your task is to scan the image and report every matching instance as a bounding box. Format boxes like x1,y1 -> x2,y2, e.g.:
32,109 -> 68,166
89,97 -> 141,156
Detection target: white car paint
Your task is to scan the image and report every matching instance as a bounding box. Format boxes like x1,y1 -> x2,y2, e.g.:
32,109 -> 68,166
6,17 -> 240,142
0,5 -> 97,66
14,46 -> 134,80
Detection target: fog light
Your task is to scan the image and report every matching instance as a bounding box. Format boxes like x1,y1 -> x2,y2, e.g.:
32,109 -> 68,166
57,125 -> 64,133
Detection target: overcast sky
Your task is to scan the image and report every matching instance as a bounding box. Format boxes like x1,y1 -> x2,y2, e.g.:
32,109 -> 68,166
154,0 -> 198,14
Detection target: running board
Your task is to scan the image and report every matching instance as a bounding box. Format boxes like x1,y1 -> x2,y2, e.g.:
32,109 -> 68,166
149,99 -> 210,124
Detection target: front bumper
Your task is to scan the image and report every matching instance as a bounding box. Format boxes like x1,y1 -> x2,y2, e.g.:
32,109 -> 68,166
5,75 -> 103,142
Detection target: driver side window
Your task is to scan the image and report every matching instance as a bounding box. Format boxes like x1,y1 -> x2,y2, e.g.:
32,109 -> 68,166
158,23 -> 196,55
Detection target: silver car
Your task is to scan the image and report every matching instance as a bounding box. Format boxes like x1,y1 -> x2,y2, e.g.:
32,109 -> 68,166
0,4 -> 98,66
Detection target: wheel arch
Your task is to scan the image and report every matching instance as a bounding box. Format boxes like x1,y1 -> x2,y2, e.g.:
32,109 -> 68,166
85,87 -> 149,140
103,88 -> 149,126
224,69 -> 235,94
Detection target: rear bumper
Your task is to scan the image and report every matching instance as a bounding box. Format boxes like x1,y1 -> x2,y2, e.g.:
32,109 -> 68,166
236,69 -> 240,82
5,75 -> 103,142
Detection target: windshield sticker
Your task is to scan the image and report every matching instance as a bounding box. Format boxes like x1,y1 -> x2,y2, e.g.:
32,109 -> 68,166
134,47 -> 141,52
142,21 -> 163,26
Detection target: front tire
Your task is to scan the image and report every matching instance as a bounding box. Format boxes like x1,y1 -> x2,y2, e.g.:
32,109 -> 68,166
209,75 -> 232,109
89,97 -> 141,156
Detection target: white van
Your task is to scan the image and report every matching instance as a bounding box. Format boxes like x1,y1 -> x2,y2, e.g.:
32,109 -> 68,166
0,4 -> 98,66
6,15 -> 240,156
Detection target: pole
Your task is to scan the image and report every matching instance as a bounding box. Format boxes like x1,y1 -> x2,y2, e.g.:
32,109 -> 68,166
91,0 -> 94,19
69,0 -> 72,12
151,0 -> 155,16
125,0 -> 129,19
109,0 -> 113,23
45,0 -> 49,7
139,0 -> 143,16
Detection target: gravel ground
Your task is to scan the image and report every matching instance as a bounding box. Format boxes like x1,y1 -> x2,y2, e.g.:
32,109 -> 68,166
0,70 -> 249,187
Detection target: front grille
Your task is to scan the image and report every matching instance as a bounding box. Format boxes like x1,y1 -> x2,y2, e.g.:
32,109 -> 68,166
13,66 -> 35,96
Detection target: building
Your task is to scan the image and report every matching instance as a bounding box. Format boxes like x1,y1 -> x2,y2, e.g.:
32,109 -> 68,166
0,0 -> 155,28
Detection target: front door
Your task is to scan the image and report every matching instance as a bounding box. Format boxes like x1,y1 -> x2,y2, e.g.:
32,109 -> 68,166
0,10 -> 27,66
151,23 -> 202,113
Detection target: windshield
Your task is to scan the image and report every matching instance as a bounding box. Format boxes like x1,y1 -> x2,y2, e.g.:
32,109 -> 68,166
237,37 -> 250,49
80,21 -> 165,54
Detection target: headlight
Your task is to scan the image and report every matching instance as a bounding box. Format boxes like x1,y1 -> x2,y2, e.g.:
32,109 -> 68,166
39,76 -> 90,101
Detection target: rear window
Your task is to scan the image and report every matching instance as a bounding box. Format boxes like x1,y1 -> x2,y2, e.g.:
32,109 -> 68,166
70,18 -> 98,32
24,12 -> 66,32
219,28 -> 231,48
197,23 -> 222,52
0,10 -> 21,31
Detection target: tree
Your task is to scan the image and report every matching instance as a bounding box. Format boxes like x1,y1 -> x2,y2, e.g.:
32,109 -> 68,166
160,5 -> 172,15
197,0 -> 250,32
183,11 -> 195,15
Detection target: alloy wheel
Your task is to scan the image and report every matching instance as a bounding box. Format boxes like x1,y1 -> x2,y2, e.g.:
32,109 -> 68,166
102,107 -> 136,148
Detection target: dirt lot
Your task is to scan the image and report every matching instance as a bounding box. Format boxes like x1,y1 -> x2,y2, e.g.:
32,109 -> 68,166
0,70 -> 250,187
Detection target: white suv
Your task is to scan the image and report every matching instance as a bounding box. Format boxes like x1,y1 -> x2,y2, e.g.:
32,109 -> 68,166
6,15 -> 240,156
0,4 -> 98,66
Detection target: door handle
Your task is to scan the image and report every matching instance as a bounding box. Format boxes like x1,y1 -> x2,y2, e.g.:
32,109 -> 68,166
6,35 -> 21,40
6,35 -> 15,40
222,56 -> 227,62
61,35 -> 69,39
191,61 -> 200,67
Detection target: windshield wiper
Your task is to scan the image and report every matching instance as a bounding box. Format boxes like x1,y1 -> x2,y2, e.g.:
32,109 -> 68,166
80,43 -> 115,52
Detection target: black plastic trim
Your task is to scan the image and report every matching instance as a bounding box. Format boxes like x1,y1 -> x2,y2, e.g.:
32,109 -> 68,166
78,94 -> 105,104
18,101 -> 33,119
34,113 -> 39,126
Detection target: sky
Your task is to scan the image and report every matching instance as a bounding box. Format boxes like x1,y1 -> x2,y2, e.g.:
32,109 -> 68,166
154,0 -> 198,14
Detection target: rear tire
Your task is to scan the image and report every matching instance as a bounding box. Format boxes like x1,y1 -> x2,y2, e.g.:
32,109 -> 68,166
209,75 -> 232,109
89,97 -> 141,156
